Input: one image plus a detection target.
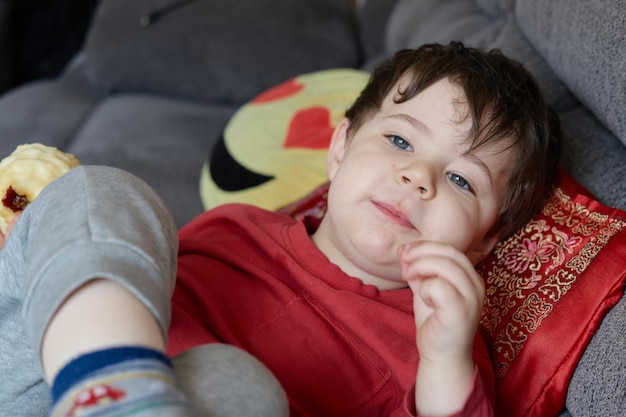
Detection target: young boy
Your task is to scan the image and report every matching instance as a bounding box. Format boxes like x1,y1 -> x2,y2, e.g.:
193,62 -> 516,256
0,42 -> 560,417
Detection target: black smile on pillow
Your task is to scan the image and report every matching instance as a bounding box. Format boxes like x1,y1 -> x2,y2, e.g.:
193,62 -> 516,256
209,134 -> 273,192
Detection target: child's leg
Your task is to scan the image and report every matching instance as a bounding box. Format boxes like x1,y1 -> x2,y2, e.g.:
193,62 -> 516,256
0,244 -> 50,416
2,165 -> 288,417
19,166 -> 178,366
173,344 -> 289,417
5,165 -> 188,416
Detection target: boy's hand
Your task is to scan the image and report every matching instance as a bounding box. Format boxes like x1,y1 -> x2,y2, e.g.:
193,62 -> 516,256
399,240 -> 484,359
398,241 -> 485,415
0,213 -> 21,250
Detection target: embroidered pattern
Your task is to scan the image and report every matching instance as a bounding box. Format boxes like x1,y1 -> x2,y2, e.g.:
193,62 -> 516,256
478,187 -> 626,380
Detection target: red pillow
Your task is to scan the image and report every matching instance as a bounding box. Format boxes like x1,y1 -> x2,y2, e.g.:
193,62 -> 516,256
278,168 -> 626,417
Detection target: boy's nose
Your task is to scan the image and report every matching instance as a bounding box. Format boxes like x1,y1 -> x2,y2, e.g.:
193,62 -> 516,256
398,165 -> 436,199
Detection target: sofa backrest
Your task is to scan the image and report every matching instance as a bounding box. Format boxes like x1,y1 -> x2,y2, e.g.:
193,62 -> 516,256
515,0 -> 625,146
80,0 -> 364,106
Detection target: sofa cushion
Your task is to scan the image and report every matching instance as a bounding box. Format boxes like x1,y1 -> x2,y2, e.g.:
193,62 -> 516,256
476,169 -> 626,416
67,93 -> 236,227
82,0 -> 363,105
0,74 -> 98,159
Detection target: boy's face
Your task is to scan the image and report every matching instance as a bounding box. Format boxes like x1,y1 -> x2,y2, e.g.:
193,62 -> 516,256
311,77 -> 513,290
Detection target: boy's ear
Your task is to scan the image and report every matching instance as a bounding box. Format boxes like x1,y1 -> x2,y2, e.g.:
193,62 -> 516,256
468,233 -> 501,265
326,118 -> 350,181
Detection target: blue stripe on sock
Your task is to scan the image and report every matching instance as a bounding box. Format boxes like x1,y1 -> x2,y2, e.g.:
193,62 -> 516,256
51,346 -> 172,404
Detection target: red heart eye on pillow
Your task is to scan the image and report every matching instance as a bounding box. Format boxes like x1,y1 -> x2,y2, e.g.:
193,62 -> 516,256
284,107 -> 335,150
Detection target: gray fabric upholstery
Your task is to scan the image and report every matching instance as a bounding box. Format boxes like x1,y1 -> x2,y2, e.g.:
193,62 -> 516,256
0,64 -> 98,150
68,94 -> 236,225
565,294 -> 626,416
516,0 -> 626,146
173,344 -> 289,417
83,0 -> 363,104
559,107 -> 626,211
356,0 -> 400,63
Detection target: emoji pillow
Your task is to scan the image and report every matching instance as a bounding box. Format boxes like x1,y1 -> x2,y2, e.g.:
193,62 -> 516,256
199,69 -> 369,211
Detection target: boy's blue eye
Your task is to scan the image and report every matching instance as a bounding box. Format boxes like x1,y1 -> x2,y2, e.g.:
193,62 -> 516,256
389,135 -> 413,151
448,173 -> 473,192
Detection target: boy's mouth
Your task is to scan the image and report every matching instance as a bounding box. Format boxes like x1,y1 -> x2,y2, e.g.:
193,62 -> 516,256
372,201 -> 415,229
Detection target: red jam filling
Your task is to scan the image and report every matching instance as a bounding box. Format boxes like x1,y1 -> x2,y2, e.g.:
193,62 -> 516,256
2,186 -> 30,212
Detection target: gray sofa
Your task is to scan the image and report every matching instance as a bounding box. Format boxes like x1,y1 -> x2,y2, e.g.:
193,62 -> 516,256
0,0 -> 624,415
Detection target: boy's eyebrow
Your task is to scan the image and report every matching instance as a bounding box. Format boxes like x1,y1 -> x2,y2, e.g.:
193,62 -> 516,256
462,152 -> 494,187
386,114 -> 432,136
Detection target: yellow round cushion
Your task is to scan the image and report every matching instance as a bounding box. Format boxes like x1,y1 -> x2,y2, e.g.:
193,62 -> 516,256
200,68 -> 369,211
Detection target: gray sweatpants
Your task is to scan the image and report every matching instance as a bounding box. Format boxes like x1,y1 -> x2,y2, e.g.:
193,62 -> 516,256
0,166 -> 287,417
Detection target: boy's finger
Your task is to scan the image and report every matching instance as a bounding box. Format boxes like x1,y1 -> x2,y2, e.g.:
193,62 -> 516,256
399,241 -> 475,272
415,277 -> 462,316
407,276 -> 476,346
401,253 -> 484,303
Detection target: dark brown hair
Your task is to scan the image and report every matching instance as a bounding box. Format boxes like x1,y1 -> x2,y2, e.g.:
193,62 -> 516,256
345,42 -> 562,238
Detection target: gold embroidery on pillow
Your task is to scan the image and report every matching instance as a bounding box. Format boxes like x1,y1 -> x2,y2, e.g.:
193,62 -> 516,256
479,187 -> 626,380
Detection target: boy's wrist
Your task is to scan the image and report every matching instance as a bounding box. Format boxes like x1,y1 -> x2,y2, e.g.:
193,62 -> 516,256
415,356 -> 475,417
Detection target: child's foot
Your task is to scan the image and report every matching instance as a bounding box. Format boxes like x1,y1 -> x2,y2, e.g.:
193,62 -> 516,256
50,347 -> 193,417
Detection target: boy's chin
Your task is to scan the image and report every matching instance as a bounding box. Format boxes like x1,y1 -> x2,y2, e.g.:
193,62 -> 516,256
350,227 -> 407,271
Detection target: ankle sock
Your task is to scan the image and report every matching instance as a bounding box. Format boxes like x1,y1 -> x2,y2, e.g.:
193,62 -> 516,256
50,346 -> 192,417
